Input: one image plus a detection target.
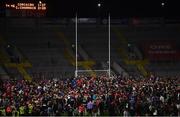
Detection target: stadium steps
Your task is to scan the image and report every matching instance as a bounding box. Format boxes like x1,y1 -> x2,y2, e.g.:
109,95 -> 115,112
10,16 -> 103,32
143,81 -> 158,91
64,48 -> 96,75
113,28 -> 149,77
64,50 -> 95,66
137,64 -> 148,77
124,59 -> 149,76
0,36 -> 32,81
17,66 -> 32,81
58,32 -> 97,76
4,63 -> 32,81
17,45 -> 75,75
113,28 -> 129,60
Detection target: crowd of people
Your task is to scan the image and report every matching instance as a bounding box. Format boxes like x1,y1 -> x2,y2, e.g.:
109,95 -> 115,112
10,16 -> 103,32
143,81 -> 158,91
0,74 -> 179,116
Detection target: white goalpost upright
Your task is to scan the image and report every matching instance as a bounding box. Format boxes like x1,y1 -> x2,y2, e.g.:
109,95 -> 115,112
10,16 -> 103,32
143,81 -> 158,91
75,13 -> 111,78
108,14 -> 111,78
75,13 -> 78,78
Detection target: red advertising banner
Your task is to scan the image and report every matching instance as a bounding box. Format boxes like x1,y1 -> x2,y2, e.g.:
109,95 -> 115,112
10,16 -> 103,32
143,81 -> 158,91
142,42 -> 180,61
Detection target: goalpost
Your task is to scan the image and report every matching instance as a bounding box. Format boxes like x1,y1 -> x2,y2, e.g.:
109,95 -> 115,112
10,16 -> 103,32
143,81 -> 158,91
75,14 -> 111,78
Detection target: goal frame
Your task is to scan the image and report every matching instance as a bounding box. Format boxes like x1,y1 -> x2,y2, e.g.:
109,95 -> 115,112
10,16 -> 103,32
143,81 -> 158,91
75,14 -> 111,78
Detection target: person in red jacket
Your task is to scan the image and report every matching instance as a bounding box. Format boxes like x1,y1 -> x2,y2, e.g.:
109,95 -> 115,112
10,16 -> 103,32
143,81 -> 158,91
6,105 -> 12,116
78,104 -> 85,116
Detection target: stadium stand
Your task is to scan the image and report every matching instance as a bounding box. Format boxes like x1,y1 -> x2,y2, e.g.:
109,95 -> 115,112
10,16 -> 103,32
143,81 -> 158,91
0,18 -> 179,116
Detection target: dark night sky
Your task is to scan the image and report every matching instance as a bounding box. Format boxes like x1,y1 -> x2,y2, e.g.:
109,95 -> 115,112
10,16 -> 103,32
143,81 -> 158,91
1,0 -> 180,18
46,0 -> 180,18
